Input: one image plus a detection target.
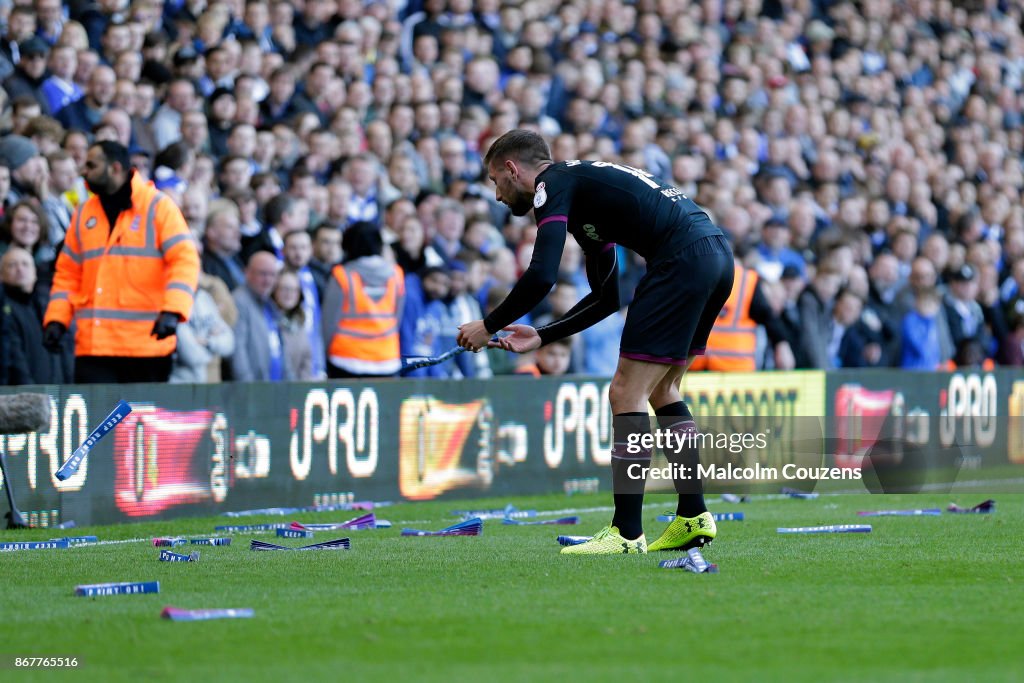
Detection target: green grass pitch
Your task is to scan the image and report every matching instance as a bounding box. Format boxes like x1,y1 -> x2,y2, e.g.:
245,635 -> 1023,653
1,492 -> 1021,682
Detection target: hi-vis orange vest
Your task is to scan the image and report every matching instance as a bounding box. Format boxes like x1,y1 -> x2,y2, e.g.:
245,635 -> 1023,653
44,172 -> 200,358
692,264 -> 758,372
327,264 -> 404,375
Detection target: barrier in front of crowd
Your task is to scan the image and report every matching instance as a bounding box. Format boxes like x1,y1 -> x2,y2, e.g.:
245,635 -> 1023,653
0,369 -> 1020,526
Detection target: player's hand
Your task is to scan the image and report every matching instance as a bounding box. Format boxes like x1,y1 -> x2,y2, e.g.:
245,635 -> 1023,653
488,325 -> 541,354
456,320 -> 492,352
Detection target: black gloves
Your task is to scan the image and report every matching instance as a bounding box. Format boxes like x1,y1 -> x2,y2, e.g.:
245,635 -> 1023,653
43,322 -> 67,351
151,311 -> 181,340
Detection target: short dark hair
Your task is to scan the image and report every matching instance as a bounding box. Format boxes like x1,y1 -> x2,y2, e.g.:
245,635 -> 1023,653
311,222 -> 339,240
482,128 -> 552,169
154,141 -> 191,171
289,165 -> 314,185
342,221 -> 383,261
264,194 -> 295,227
92,140 -> 130,169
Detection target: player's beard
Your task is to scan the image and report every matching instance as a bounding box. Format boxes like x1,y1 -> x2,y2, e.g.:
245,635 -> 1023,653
507,189 -> 533,216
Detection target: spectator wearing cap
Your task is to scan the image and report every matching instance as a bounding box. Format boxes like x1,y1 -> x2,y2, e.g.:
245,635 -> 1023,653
944,264 -> 990,365
0,135 -> 46,206
55,64 -> 115,134
151,77 -> 199,152
3,36 -> 53,114
41,44 -> 81,115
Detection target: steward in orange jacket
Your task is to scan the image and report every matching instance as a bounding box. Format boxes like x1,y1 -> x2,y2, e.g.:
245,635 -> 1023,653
43,141 -> 200,383
321,221 -> 404,378
689,262 -> 794,372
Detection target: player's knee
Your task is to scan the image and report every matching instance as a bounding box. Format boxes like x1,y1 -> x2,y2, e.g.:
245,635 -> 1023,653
608,374 -> 633,412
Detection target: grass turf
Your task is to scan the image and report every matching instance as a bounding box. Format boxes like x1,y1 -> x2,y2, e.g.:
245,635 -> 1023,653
0,492 -> 1021,682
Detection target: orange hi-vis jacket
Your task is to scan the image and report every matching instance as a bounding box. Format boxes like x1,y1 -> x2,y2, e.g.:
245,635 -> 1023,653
44,172 -> 200,358
691,264 -> 758,372
326,263 -> 404,375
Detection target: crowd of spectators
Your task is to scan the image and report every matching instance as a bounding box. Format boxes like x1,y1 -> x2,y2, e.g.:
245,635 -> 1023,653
3,0 -> 1024,384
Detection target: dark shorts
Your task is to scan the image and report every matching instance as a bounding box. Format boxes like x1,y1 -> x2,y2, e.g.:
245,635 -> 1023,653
620,234 -> 735,365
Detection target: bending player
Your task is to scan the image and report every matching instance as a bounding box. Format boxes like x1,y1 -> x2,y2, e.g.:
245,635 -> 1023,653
457,130 -> 734,554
